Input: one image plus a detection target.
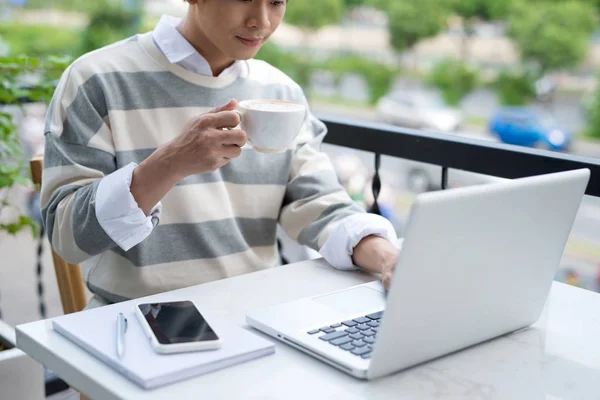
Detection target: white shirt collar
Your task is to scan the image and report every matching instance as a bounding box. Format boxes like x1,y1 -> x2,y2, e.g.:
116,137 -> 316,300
152,15 -> 247,78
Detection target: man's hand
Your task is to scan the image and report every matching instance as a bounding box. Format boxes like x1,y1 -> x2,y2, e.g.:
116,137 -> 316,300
166,99 -> 247,177
130,99 -> 247,215
351,235 -> 399,290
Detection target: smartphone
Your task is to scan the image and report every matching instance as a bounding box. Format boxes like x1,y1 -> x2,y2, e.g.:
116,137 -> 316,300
135,300 -> 222,354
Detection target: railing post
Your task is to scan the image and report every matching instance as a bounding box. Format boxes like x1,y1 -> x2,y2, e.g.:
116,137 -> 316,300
37,224 -> 47,318
441,167 -> 448,190
369,153 -> 382,215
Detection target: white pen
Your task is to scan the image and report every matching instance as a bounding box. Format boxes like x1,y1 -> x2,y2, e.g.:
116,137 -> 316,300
116,312 -> 128,358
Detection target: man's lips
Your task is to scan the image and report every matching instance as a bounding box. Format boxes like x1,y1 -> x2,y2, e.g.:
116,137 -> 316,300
236,36 -> 264,47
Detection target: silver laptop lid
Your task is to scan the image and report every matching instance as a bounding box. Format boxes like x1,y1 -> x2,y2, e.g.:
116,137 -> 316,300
368,169 -> 590,379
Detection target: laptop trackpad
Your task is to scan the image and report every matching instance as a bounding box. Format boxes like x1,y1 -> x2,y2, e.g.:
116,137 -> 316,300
313,286 -> 386,316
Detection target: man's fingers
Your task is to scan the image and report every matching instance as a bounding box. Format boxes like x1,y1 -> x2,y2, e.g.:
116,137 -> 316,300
221,144 -> 243,160
214,157 -> 230,170
210,110 -> 241,130
209,99 -> 238,114
382,272 -> 392,292
381,265 -> 394,292
217,128 -> 247,147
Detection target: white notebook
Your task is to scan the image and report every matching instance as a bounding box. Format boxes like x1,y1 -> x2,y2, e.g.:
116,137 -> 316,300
52,302 -> 275,389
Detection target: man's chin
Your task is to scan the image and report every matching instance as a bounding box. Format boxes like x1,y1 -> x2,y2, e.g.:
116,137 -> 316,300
228,42 -> 263,60
231,49 -> 261,61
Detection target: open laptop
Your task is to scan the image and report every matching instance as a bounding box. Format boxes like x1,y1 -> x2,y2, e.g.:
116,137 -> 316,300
246,169 -> 590,380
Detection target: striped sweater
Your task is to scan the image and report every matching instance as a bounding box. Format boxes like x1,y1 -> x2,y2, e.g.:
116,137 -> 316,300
41,32 -> 365,302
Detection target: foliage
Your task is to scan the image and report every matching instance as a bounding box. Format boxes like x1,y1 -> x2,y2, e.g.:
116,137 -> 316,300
0,55 -> 70,235
446,0 -> 514,60
492,69 -> 537,105
23,0 -> 143,14
586,74 -> 600,139
284,0 -> 344,95
426,59 -> 479,106
22,0 -> 97,12
3,1 -> 143,59
285,0 -> 344,31
507,0 -> 597,72
387,0 -> 449,52
0,24 -> 79,58
343,0 -> 370,8
447,0 -> 513,20
256,41 -> 308,86
342,0 -> 390,10
323,56 -> 399,104
79,2 -> 143,55
259,39 -> 397,104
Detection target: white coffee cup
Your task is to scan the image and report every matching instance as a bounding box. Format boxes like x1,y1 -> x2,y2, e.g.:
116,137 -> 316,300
234,99 -> 307,153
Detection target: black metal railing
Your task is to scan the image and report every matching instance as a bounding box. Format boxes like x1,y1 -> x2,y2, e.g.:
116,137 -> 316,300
320,116 -> 600,211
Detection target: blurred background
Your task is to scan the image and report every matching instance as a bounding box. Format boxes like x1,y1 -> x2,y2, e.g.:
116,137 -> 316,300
1,0 -> 599,330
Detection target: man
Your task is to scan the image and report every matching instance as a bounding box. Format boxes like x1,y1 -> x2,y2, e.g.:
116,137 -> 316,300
41,0 -> 400,308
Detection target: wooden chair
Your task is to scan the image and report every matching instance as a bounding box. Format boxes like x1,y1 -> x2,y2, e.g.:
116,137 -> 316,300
30,155 -> 87,315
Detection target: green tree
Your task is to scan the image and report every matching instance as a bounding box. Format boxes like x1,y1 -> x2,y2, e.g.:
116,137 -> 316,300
255,41 -> 302,83
284,0 -> 344,94
507,0 -> 597,73
449,0 -> 512,21
343,0 -> 368,8
427,59 -> 479,105
24,0 -> 144,14
448,0 -> 513,60
342,0 -> 389,9
387,0 -> 449,74
587,74 -> 600,139
23,0 -> 95,12
325,55 -> 399,104
80,2 -> 143,55
492,69 -> 537,105
0,24 -> 79,57
285,0 -> 344,32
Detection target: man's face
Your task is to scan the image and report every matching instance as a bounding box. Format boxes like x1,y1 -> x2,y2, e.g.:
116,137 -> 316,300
189,0 -> 287,60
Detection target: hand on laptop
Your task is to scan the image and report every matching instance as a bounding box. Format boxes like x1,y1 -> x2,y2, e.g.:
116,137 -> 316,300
351,235 -> 399,291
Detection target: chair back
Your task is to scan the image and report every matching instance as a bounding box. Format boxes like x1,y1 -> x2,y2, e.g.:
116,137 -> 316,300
30,155 -> 87,314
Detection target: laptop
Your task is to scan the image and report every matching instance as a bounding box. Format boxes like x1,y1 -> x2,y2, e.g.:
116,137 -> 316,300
246,169 -> 590,380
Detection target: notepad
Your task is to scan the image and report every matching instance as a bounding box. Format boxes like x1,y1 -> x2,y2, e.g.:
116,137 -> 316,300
52,302 -> 275,390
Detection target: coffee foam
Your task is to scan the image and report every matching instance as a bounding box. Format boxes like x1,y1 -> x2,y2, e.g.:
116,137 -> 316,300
246,101 -> 303,112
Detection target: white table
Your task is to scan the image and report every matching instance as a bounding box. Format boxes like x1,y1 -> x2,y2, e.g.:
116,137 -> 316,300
16,259 -> 600,400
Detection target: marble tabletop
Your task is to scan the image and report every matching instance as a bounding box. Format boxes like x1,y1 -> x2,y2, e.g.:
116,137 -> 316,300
17,259 -> 600,400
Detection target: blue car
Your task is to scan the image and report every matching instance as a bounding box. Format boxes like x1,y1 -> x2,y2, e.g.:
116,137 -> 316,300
488,107 -> 571,151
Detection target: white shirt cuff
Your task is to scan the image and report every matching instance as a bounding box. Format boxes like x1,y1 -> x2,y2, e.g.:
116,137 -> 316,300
95,162 -> 162,251
319,213 -> 401,271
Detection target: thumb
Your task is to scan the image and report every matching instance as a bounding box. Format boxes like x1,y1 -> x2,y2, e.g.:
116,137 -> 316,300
210,99 -> 238,114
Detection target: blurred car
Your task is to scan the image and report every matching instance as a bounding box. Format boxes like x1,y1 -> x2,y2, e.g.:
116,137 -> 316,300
376,89 -> 464,133
534,75 -> 557,103
395,161 -> 507,194
488,107 -> 571,151
324,144 -> 505,197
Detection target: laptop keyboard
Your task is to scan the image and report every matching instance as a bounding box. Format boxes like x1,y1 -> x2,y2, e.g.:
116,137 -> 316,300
306,311 -> 383,359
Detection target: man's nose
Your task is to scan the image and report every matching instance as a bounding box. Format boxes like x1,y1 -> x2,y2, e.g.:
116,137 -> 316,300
247,4 -> 271,30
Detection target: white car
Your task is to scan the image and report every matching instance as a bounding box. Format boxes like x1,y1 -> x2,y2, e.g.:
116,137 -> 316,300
376,90 -> 464,133
396,160 -> 506,194
323,144 -> 504,195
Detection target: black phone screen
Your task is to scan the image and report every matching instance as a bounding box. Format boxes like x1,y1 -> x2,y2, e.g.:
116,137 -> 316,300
137,301 -> 219,345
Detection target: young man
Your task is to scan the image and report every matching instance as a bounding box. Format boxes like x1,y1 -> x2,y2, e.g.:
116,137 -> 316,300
41,0 -> 400,307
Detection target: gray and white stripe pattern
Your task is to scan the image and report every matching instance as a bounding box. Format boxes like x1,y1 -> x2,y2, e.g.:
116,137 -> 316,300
41,32 -> 364,301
